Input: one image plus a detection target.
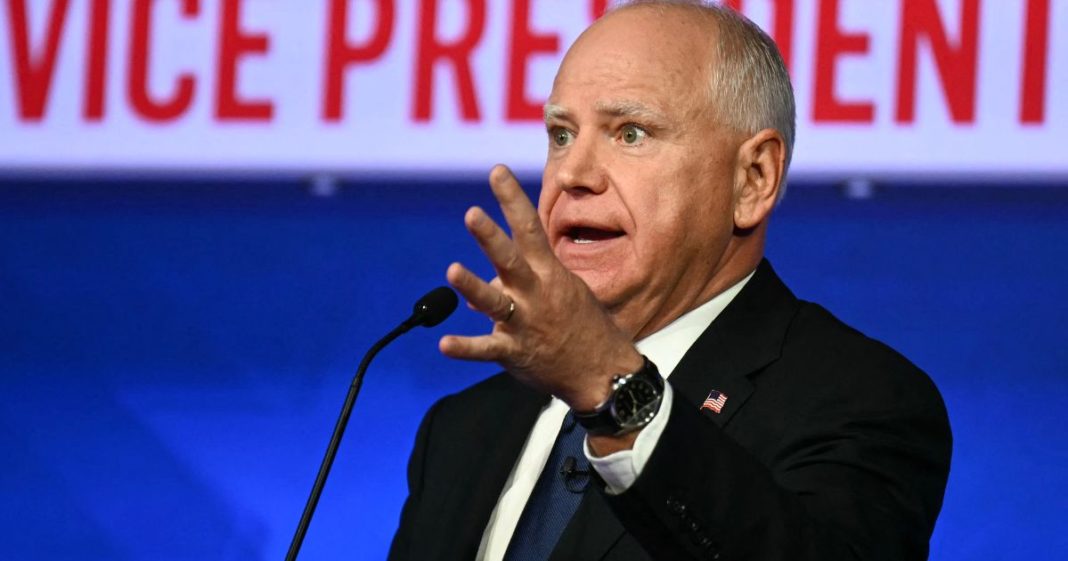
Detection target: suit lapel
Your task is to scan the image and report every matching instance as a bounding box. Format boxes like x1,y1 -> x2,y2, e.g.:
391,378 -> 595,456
666,259 -> 798,428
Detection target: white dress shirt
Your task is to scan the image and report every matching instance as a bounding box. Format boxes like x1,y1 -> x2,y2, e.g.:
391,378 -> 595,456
475,272 -> 754,561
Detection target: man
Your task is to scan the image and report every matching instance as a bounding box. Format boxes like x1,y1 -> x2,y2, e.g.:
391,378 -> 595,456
390,1 -> 951,560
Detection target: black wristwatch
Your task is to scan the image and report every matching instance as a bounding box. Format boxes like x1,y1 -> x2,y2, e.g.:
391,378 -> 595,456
574,355 -> 664,436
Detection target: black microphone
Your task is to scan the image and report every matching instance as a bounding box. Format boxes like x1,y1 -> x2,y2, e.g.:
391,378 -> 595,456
286,286 -> 458,561
403,285 -> 459,329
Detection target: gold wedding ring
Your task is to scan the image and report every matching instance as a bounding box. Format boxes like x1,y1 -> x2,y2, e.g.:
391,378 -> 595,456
503,298 -> 516,322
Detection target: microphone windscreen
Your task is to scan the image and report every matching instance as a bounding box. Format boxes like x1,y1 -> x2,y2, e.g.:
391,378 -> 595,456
411,286 -> 459,327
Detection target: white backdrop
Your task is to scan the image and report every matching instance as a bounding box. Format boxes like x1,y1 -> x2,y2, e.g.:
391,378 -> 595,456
1,0 -> 1065,179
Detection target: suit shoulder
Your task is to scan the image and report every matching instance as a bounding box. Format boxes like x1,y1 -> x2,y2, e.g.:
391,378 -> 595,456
437,370 -> 525,406
780,301 -> 946,415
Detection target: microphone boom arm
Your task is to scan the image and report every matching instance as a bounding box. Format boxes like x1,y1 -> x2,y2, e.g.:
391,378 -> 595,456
285,287 -> 457,560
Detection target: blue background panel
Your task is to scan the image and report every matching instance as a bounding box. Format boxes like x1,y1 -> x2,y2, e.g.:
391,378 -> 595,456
1,178 -> 1066,560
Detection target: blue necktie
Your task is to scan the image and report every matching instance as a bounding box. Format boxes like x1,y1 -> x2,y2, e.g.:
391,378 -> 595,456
502,411 -> 591,561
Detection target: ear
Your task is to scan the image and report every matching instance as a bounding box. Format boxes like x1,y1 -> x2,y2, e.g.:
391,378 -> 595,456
732,128 -> 786,230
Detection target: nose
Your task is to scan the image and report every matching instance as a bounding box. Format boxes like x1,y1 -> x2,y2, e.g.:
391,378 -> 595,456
551,133 -> 607,196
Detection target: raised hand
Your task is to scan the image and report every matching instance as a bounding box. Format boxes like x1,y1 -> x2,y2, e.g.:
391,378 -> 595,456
440,165 -> 643,412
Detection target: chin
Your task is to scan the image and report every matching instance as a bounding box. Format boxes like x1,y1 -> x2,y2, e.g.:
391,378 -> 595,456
572,269 -> 630,309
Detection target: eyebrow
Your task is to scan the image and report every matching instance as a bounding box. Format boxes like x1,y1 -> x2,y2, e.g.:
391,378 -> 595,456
594,100 -> 666,122
543,103 -> 569,123
542,101 -> 668,125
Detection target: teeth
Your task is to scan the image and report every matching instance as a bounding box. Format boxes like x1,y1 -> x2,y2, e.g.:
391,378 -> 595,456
573,238 -> 594,244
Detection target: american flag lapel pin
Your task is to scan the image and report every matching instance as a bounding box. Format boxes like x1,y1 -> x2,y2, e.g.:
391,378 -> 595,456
701,390 -> 728,414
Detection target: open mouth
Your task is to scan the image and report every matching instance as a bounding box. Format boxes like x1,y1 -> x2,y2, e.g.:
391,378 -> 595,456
567,226 -> 625,244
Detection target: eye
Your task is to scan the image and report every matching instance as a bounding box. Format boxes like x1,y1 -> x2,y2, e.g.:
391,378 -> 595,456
619,124 -> 648,146
549,127 -> 575,147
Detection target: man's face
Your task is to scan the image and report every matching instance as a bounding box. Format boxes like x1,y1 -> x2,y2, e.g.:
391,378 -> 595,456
539,7 -> 745,338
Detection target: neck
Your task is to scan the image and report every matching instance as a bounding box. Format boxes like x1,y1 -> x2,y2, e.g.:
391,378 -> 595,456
619,237 -> 764,341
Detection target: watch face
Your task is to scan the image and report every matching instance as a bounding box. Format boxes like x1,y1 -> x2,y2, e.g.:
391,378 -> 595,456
613,377 -> 661,429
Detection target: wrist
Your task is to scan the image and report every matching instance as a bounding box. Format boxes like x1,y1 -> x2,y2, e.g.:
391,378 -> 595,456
568,347 -> 645,412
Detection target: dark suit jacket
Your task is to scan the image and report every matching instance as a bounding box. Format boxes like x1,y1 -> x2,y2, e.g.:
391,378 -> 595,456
389,260 -> 952,560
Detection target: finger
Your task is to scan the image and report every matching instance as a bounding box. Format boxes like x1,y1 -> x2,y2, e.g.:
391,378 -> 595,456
478,277 -> 504,311
464,206 -> 535,289
447,262 -> 514,321
488,165 -> 552,257
439,334 -> 509,362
